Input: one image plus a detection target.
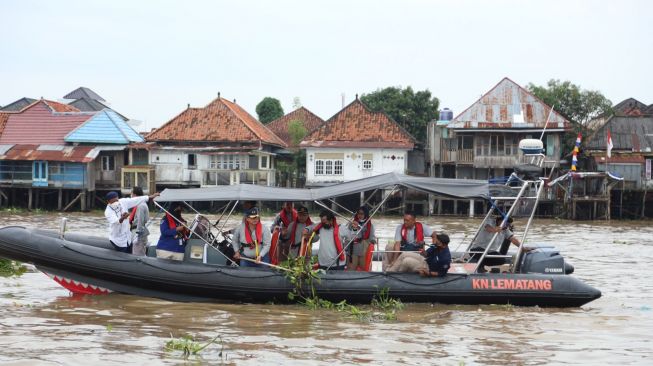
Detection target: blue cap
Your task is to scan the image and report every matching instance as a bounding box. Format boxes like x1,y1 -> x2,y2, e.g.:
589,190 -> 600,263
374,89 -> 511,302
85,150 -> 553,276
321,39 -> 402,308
105,191 -> 119,200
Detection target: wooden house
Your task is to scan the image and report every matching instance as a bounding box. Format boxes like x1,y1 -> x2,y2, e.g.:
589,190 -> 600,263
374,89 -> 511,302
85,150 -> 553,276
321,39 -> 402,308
0,99 -> 144,210
145,95 -> 287,188
427,77 -> 570,181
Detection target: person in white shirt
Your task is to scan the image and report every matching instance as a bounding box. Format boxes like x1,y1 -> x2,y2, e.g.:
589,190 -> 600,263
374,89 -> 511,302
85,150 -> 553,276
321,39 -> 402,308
104,191 -> 159,253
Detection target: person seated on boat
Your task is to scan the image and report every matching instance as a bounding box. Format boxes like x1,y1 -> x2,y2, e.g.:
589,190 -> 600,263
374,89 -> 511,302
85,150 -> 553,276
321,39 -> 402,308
287,205 -> 314,259
156,202 -> 190,261
303,211 -> 346,271
340,206 -> 376,271
232,207 -> 271,268
418,233 -> 451,277
383,211 -> 437,270
104,190 -> 159,254
271,201 -> 297,262
468,216 -> 521,267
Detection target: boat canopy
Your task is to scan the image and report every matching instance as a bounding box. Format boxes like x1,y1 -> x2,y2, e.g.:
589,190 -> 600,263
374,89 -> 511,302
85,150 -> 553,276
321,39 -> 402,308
156,172 -> 490,202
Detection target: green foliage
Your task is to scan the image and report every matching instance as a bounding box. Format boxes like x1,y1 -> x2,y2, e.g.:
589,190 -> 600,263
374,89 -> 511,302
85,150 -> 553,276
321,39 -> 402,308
371,287 -> 404,320
164,333 -> 222,359
281,254 -> 321,303
0,259 -> 27,277
256,97 -> 284,124
527,79 -> 613,154
361,86 -> 440,144
287,119 -> 307,146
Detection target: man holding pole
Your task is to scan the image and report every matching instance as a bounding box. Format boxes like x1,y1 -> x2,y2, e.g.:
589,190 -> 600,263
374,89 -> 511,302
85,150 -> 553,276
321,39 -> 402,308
232,207 -> 271,267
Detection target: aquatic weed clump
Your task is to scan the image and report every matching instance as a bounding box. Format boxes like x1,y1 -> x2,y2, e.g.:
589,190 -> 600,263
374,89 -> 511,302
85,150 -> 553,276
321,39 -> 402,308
164,333 -> 223,359
0,259 -> 27,277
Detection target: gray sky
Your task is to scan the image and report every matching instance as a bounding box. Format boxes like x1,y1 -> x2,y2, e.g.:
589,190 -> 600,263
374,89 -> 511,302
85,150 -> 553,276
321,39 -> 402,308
2,0 -> 651,132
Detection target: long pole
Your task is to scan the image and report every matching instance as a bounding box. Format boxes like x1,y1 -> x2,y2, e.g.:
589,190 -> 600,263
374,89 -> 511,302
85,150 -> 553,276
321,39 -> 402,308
239,257 -> 290,272
539,105 -> 555,141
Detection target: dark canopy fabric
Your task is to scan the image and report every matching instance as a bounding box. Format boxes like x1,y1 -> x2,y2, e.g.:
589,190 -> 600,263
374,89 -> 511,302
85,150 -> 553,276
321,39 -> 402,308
156,172 -> 489,203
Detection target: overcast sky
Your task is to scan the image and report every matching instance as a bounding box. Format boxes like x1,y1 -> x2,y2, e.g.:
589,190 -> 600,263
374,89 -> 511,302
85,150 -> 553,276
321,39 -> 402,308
2,0 -> 651,131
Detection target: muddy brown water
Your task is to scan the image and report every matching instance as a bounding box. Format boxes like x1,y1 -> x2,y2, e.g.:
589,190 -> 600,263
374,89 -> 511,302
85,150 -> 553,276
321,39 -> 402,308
0,212 -> 651,365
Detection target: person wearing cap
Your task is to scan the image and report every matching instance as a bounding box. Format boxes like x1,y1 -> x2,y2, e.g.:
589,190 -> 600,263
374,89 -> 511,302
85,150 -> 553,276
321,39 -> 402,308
303,211 -> 347,270
156,202 -> 190,261
418,233 -> 451,277
232,207 -> 272,267
286,205 -> 314,259
104,190 -> 159,253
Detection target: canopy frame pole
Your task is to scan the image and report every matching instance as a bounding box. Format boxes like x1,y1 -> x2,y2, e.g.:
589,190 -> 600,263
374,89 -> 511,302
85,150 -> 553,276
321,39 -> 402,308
153,201 -> 239,266
360,188 -> 379,208
326,197 -> 355,216
313,200 -> 355,225
211,201 -> 233,229
326,185 -> 399,270
462,204 -> 499,256
511,179 -> 545,273
216,200 -> 239,234
471,180 -> 529,273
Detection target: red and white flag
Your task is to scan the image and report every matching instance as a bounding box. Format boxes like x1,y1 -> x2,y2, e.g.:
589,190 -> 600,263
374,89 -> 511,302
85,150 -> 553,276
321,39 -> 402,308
607,130 -> 613,158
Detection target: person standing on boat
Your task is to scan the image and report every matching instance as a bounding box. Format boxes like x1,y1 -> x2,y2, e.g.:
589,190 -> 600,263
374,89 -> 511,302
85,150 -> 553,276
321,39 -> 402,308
156,202 -> 190,261
418,233 -> 451,277
271,201 -> 297,262
287,205 -> 314,258
469,216 -> 521,267
129,186 -> 150,256
232,207 -> 271,267
303,211 -> 347,270
340,206 -> 376,271
104,190 -> 159,254
384,211 -> 437,270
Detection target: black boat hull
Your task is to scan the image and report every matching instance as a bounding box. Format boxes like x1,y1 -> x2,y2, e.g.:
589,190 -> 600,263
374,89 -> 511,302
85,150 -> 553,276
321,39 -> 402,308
0,226 -> 601,307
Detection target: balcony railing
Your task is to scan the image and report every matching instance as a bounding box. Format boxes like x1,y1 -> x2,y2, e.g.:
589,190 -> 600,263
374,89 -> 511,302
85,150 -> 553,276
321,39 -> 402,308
440,148 -> 474,163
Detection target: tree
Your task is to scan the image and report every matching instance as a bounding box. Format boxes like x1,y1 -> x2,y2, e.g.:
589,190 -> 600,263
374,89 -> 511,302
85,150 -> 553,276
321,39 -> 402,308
256,97 -> 284,124
527,79 -> 613,154
287,119 -> 307,146
360,86 -> 439,143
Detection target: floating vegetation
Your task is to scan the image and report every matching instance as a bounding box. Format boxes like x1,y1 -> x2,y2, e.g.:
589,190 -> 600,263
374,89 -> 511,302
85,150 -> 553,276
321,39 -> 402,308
0,259 -> 27,277
164,333 -> 222,359
281,257 -> 403,322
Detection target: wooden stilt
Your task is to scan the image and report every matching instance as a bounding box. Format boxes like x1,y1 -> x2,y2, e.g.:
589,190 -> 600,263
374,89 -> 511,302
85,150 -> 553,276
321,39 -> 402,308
28,188 -> 33,210
80,190 -> 87,211
63,192 -> 82,212
58,189 -> 63,210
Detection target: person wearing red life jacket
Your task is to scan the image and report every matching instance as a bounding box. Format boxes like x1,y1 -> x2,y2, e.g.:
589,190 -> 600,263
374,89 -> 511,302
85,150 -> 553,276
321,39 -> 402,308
156,202 -> 190,261
232,207 -> 271,268
271,201 -> 297,262
302,211 -> 347,270
384,211 -> 437,270
287,205 -> 314,258
340,206 -> 376,271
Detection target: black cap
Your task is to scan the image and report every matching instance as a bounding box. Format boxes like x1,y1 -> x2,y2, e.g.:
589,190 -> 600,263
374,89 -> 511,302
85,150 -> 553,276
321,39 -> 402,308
245,207 -> 260,218
297,205 -> 309,214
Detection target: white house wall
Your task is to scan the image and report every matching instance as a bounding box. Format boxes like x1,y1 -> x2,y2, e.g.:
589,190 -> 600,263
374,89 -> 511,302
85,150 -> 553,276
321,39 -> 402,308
150,149 -> 201,186
305,147 -> 408,184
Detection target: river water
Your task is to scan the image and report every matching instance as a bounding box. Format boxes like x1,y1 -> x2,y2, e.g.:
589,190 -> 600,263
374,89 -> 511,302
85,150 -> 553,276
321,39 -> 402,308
0,212 -> 651,365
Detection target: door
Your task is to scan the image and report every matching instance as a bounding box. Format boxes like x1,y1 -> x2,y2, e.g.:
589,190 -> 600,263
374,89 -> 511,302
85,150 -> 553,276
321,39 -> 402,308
32,161 -> 48,187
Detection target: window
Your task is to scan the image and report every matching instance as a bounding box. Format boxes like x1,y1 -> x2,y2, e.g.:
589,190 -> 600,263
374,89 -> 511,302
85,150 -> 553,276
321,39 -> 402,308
102,155 -> 115,171
504,135 -> 515,156
458,135 -> 473,149
490,135 -> 504,156
334,160 -> 343,175
315,160 -> 324,175
187,154 -> 197,169
209,155 -> 247,170
260,156 -> 268,169
363,160 -> 372,170
314,159 -> 343,175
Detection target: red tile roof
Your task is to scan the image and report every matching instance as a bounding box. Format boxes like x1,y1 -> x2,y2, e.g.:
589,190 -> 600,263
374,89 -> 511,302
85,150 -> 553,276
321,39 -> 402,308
300,99 -> 415,149
0,112 -> 10,137
1,144 -> 96,163
267,107 -> 324,148
0,101 -> 93,145
43,100 -> 80,113
146,97 -> 286,147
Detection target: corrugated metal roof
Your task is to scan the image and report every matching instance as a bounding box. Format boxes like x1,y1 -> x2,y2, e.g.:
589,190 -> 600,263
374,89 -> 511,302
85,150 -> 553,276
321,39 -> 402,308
0,101 -> 94,145
300,99 -> 415,149
1,144 -> 96,162
63,87 -> 105,102
448,77 -> 571,130
586,116 -> 653,152
146,97 -> 286,147
65,109 -> 144,144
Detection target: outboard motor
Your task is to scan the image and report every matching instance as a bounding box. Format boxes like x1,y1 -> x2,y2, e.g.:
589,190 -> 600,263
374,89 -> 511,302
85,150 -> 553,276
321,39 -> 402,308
519,244 -> 573,275
514,139 -> 545,180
